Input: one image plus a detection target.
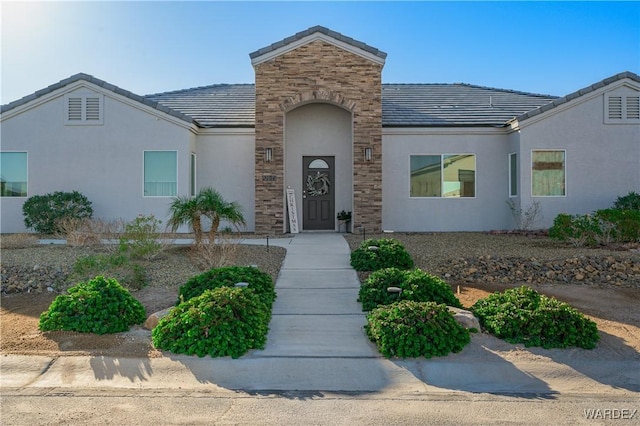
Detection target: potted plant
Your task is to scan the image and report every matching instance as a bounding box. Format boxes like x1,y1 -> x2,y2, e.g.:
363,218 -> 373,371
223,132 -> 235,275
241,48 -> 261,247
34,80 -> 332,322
337,210 -> 352,233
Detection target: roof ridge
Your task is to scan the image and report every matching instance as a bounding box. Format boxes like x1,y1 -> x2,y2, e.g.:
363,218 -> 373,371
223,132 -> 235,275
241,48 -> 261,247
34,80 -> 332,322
516,70 -> 640,122
249,25 -> 387,60
383,82 -> 558,98
146,83 -> 255,97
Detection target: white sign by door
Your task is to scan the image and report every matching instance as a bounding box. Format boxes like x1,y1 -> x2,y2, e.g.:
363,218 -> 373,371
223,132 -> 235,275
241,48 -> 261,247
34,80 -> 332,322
286,187 -> 299,234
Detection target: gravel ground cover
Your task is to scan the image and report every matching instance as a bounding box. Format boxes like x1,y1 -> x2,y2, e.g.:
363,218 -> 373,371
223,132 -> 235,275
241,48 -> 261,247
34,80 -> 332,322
1,232 -> 639,358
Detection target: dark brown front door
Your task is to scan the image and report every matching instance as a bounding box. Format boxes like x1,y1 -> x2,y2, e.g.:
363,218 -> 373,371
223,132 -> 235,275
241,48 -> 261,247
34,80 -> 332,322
303,156 -> 335,230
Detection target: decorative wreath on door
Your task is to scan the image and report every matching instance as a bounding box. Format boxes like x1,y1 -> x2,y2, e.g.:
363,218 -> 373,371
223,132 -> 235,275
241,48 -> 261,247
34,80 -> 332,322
306,171 -> 331,197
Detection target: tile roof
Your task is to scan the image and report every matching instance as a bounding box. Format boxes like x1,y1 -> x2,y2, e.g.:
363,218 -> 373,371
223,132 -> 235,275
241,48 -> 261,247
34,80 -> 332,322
382,84 -> 556,127
146,84 -> 255,127
249,25 -> 387,62
146,83 -> 557,128
5,71 -> 639,128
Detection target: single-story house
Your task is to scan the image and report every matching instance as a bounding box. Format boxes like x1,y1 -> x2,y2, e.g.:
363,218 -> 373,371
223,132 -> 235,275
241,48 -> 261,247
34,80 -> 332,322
1,26 -> 639,234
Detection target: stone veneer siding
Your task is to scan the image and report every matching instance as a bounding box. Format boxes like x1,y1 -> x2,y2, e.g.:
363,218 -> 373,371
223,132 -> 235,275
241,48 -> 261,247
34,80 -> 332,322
254,40 -> 383,234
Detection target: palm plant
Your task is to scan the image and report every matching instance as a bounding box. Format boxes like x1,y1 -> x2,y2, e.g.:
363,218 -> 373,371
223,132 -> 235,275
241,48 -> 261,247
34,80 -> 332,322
198,187 -> 246,243
168,196 -> 204,245
167,187 -> 245,246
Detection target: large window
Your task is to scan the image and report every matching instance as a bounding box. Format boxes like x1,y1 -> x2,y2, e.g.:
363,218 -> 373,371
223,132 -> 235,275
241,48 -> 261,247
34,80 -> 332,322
509,153 -> 518,197
532,150 -> 565,196
0,152 -> 28,197
410,154 -> 476,198
144,151 -> 177,197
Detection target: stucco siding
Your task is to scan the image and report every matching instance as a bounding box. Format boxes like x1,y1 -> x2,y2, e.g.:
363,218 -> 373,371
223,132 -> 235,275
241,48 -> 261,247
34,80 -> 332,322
382,129 -> 512,232
285,103 -> 353,231
1,87 -> 193,233
195,130 -> 256,232
517,86 -> 640,227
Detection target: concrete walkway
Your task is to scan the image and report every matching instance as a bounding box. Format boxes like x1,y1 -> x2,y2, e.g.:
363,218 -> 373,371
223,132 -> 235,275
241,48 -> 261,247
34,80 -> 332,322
3,233 -> 639,396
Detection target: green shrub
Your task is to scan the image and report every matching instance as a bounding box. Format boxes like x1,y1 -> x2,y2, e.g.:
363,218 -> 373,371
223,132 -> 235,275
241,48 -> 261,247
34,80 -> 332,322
549,213 -> 602,247
366,301 -> 470,358
471,286 -> 599,349
350,238 -> 414,272
119,214 -> 163,259
71,253 -> 147,290
23,190 -> 93,234
613,191 -> 640,211
152,287 -> 270,358
39,276 -> 146,334
596,208 -> 640,242
359,267 -> 462,311
177,266 -> 275,307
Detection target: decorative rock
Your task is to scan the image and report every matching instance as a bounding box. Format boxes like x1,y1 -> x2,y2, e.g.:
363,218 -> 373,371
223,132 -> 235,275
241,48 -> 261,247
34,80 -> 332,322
143,307 -> 173,330
448,307 -> 481,330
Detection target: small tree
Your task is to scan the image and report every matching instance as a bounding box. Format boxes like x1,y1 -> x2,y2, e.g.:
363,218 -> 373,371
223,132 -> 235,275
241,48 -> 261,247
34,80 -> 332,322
22,190 -> 93,234
167,187 -> 245,246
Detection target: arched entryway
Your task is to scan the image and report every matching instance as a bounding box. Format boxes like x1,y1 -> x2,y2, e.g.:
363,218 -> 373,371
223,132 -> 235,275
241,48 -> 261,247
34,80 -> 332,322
284,103 -> 353,231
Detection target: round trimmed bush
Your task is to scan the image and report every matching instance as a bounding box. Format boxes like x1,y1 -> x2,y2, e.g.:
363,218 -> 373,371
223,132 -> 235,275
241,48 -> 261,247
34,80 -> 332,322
350,238 -> 414,272
39,276 -> 146,334
22,190 -> 93,234
359,267 -> 462,311
366,301 -> 470,358
153,287 -> 270,358
471,286 -> 599,349
177,266 -> 275,308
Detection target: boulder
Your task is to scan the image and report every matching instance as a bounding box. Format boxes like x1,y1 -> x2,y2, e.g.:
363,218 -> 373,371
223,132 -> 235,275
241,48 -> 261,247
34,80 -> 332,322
143,307 -> 173,330
448,306 -> 481,330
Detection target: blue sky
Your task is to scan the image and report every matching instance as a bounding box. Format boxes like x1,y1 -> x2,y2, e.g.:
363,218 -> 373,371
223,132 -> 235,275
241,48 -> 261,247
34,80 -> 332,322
2,1 -> 639,105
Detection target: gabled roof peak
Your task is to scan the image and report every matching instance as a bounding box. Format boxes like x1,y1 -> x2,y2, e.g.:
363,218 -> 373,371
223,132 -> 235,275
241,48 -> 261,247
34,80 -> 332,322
249,25 -> 387,67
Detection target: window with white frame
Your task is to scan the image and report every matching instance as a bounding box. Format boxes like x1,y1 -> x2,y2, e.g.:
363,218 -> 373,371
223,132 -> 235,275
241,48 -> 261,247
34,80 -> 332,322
532,150 -> 565,196
605,93 -> 640,123
144,151 -> 177,197
410,154 -> 476,198
0,152 -> 28,197
509,153 -> 518,197
64,93 -> 104,125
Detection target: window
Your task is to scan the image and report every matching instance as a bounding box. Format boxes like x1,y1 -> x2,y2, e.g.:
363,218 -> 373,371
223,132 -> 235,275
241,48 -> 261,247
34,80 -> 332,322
509,153 -> 518,197
190,153 -> 196,197
0,152 -> 28,197
64,93 -> 104,125
144,151 -> 177,197
410,154 -> 476,198
605,93 -> 640,123
532,150 -> 565,196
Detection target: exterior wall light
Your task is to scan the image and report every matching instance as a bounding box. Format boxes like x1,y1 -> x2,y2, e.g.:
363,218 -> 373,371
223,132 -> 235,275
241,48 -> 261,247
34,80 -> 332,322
365,147 -> 373,161
265,147 -> 273,162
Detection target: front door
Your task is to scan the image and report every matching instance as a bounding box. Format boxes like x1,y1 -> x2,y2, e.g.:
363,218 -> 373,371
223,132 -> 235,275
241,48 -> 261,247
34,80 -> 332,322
303,156 -> 335,230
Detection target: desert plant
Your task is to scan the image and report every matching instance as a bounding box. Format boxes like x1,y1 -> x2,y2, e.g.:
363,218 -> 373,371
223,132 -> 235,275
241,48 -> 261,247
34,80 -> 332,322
471,286 -> 599,349
22,190 -> 93,234
0,233 -> 38,249
506,199 -> 543,231
365,300 -> 470,358
596,208 -> 640,243
71,253 -> 147,290
548,213 -> 602,247
350,238 -> 414,271
168,187 -> 246,246
613,191 -> 640,211
39,276 -> 146,334
119,214 -> 164,259
177,265 -> 275,308
152,287 -> 270,358
56,217 -> 100,247
188,232 -> 241,270
359,267 -> 462,311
